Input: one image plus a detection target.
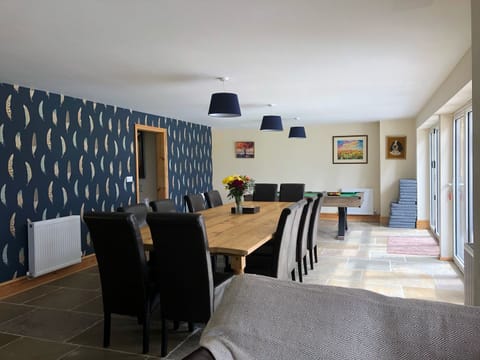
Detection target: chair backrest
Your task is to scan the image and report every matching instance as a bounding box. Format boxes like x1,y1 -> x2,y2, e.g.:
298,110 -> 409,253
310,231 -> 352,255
297,197 -> 313,261
184,194 -> 207,212
279,183 -> 305,202
271,202 -> 297,280
146,212 -> 214,323
204,190 -> 223,208
252,183 -> 278,202
83,212 -> 149,316
149,199 -> 177,213
117,203 -> 148,227
286,199 -> 307,278
307,192 -> 325,250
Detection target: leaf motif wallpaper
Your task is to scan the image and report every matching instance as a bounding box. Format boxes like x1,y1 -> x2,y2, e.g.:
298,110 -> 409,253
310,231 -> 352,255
0,83 -> 212,283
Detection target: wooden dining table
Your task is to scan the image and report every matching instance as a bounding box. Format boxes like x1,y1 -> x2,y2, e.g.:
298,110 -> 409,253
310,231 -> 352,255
142,201 -> 291,274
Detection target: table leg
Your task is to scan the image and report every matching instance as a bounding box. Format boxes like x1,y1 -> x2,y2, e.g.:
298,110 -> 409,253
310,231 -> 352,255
229,255 -> 246,274
337,207 -> 347,240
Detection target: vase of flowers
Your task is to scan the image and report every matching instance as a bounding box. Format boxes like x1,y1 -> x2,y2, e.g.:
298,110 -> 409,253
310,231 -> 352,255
222,174 -> 255,214
234,195 -> 243,214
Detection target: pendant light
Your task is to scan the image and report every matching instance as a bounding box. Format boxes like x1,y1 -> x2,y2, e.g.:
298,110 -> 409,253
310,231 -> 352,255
208,77 -> 241,117
260,115 -> 283,131
260,104 -> 283,131
288,126 -> 307,138
288,117 -> 307,138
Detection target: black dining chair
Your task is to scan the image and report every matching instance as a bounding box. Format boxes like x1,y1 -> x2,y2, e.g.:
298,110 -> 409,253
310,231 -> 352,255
117,203 -> 149,228
203,189 -> 231,271
252,183 -> 278,201
245,202 -> 298,280
296,197 -> 313,282
146,212 -> 233,357
184,194 -> 207,212
149,199 -> 177,213
307,192 -> 325,269
287,199 -> 307,281
83,212 -> 160,354
279,183 -> 305,202
204,190 -> 223,208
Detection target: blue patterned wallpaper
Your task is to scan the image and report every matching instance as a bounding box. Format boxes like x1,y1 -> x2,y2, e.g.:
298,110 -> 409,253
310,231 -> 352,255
0,83 -> 212,283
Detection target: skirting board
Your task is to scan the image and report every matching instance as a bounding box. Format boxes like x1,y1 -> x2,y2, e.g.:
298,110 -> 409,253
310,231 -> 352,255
416,220 -> 430,229
0,254 -> 97,300
380,217 -> 429,229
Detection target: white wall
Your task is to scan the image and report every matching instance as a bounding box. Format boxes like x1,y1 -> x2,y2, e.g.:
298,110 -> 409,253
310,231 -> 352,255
471,0 -> 480,305
415,128 -> 429,222
212,122 -> 380,211
378,118 -> 417,219
439,114 -> 454,259
416,48 -> 472,127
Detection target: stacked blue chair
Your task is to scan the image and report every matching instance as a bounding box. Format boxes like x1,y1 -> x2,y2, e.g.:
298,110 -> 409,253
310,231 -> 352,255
388,178 -> 417,228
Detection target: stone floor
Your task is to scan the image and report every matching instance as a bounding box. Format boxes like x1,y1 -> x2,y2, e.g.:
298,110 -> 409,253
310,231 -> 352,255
307,220 -> 464,305
0,220 -> 465,359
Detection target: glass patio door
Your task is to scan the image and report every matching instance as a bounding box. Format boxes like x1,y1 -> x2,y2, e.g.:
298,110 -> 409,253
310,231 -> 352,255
452,108 -> 473,268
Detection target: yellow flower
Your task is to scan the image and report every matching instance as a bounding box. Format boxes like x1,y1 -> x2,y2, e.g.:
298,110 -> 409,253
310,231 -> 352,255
222,175 -> 235,184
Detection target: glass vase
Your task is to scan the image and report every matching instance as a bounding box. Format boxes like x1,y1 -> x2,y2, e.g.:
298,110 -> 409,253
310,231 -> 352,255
234,195 -> 243,214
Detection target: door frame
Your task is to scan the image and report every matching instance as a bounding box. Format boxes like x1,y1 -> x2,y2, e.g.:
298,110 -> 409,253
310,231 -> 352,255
134,124 -> 168,202
452,104 -> 473,269
429,127 -> 440,235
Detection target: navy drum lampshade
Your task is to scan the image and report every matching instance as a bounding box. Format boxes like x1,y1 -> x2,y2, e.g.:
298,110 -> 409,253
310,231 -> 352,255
288,126 -> 307,138
208,92 -> 241,117
260,115 -> 283,131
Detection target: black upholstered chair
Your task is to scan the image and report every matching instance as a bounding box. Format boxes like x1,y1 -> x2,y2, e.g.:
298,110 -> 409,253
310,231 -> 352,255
203,189 -> 230,270
296,197 -> 313,282
117,203 -> 148,228
245,202 -> 298,280
252,183 -> 278,202
279,183 -> 305,202
307,192 -> 325,269
83,212 -> 160,354
184,194 -> 207,212
146,212 -> 233,357
149,199 -> 177,213
204,190 -> 223,208
287,199 -> 307,281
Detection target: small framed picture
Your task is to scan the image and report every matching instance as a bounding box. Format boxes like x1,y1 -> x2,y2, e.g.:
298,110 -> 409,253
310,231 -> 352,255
385,136 -> 406,160
332,135 -> 368,164
235,141 -> 255,158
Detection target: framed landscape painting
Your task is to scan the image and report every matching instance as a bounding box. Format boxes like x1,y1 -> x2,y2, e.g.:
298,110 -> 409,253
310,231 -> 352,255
235,141 -> 255,158
332,135 -> 368,164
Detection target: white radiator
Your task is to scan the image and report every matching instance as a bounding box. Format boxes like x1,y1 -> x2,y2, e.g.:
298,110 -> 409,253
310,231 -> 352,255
464,244 -> 474,306
27,215 -> 82,278
341,188 -> 374,215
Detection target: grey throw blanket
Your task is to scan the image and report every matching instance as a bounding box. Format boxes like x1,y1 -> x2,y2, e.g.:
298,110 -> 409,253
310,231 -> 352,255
200,274 -> 480,360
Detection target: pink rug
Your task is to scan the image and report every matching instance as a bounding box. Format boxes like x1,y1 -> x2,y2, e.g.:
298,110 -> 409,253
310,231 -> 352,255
387,236 -> 440,256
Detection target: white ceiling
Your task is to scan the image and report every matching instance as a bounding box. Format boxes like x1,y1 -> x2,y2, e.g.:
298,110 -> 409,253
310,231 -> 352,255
0,0 -> 471,129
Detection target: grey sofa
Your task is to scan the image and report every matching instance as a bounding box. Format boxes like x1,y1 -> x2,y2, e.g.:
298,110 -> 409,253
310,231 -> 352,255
185,274 -> 480,360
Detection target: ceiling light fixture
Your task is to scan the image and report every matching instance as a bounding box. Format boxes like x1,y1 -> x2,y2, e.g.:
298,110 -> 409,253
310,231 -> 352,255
208,77 -> 241,117
288,117 -> 307,138
260,104 -> 283,131
288,126 -> 307,138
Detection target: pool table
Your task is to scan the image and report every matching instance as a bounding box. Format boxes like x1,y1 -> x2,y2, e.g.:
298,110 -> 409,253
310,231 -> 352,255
305,191 -> 363,239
